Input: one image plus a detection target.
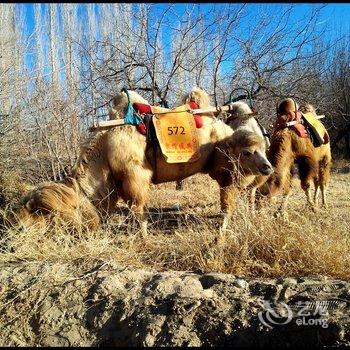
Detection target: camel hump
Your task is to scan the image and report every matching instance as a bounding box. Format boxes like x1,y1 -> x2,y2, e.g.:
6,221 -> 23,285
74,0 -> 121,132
181,87 -> 211,108
299,103 -> 316,114
277,98 -> 299,115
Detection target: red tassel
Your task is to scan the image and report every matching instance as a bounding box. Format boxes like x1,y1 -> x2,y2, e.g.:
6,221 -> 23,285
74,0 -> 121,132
133,103 -> 152,114
189,101 -> 203,128
136,122 -> 147,135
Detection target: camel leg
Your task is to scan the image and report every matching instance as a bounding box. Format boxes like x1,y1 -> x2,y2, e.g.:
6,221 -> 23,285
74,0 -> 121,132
298,156 -> 318,210
249,187 -> 257,213
318,155 -> 331,208
219,185 -> 236,236
280,190 -> 292,212
121,169 -> 151,237
132,204 -> 148,237
269,170 -> 292,218
248,175 -> 268,213
304,187 -> 314,207
301,182 -> 317,212
274,186 -> 292,220
319,183 -> 327,208
313,180 -> 320,207
261,157 -> 294,216
176,180 -> 184,191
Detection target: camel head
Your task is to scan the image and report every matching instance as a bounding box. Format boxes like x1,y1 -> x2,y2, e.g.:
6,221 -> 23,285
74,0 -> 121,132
226,130 -> 274,176
12,180 -> 100,231
226,101 -> 253,118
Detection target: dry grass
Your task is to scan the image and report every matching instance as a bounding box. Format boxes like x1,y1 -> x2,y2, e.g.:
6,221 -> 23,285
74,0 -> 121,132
1,162 -> 350,279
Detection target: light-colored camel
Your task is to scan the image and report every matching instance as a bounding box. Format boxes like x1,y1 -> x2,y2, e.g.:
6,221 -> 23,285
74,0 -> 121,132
257,98 -> 332,214
219,100 -> 271,212
180,88 -> 272,215
109,87 -> 273,231
15,89 -> 273,235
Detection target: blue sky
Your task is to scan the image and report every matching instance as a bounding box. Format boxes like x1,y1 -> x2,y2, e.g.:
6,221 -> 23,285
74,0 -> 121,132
20,3 -> 350,40
13,2 -> 350,114
309,3 -> 350,39
17,3 -> 350,81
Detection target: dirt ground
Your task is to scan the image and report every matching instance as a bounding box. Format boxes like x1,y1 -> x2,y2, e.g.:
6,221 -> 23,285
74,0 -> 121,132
0,162 -> 349,346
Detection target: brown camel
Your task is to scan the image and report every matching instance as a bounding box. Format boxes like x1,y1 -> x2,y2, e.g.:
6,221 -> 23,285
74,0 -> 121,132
257,98 -> 332,213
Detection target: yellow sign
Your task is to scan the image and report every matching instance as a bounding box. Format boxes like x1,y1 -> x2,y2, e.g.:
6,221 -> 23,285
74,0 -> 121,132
302,112 -> 328,145
152,104 -> 201,163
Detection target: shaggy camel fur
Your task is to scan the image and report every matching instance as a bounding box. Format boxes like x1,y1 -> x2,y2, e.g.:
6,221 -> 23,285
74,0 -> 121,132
15,177 -> 101,230
221,100 -> 271,212
258,98 -> 332,213
180,88 -> 272,214
15,89 -> 273,235
174,87 -> 212,191
109,88 -> 273,232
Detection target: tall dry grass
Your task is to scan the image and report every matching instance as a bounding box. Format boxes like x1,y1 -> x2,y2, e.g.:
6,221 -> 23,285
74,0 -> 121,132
1,166 -> 349,279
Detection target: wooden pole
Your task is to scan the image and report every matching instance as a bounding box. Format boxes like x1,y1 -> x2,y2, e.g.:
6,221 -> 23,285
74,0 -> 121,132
285,115 -> 325,127
89,118 -> 126,131
89,106 -> 325,132
89,105 -> 258,131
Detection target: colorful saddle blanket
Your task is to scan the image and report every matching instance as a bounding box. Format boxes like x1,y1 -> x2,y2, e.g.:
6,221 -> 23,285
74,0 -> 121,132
273,110 -> 329,146
152,104 -> 201,163
133,101 -> 203,135
130,102 -> 202,164
273,111 -> 308,138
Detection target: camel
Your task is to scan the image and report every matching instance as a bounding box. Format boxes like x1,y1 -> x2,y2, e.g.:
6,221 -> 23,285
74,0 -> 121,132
220,100 -> 272,212
179,88 -> 272,214
14,88 -> 273,236
257,98 -> 332,213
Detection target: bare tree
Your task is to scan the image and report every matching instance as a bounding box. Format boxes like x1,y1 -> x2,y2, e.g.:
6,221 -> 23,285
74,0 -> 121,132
48,4 -> 60,94
324,38 -> 350,157
2,2 -> 350,190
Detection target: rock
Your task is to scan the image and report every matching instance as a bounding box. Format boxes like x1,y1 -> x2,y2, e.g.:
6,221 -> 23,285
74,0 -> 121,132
177,276 -> 204,298
41,335 -> 70,347
233,278 -> 249,289
278,277 -> 298,286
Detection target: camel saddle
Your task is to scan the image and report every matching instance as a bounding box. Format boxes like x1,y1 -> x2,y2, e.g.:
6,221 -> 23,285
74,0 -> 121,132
302,112 -> 330,146
152,104 -> 201,163
273,111 -> 329,147
132,102 -> 202,163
